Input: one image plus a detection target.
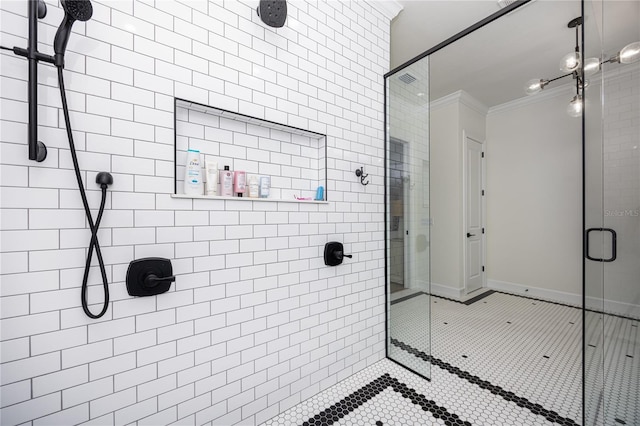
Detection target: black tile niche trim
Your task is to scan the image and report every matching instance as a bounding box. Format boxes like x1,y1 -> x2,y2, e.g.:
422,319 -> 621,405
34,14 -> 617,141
301,373 -> 471,426
391,338 -> 580,426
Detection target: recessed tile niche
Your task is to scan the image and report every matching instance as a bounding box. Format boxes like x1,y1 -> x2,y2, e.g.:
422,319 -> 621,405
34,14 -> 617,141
173,98 -> 327,203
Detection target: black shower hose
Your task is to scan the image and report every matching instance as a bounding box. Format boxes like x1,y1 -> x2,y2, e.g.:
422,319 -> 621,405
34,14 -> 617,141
57,66 -> 110,319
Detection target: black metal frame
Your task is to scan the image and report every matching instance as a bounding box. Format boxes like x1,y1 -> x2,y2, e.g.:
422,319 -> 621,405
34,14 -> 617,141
384,0 -> 532,79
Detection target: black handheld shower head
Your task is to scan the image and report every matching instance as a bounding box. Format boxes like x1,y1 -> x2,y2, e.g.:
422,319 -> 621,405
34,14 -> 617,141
53,0 -> 92,66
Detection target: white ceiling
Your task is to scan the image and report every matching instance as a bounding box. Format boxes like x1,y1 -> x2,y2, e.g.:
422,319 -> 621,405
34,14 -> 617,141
390,0 -> 640,108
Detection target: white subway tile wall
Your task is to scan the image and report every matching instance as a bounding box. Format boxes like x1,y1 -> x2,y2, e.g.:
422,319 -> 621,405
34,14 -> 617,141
0,0 -> 389,425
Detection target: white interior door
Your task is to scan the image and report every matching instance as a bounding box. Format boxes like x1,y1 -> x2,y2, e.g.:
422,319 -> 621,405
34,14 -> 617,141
465,135 -> 484,294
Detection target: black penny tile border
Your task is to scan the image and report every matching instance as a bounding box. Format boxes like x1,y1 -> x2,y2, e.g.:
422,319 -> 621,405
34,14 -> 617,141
391,338 -> 579,426
390,290 -> 494,306
301,373 -> 472,426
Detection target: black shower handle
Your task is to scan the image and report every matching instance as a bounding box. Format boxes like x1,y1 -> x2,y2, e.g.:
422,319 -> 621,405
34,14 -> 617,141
336,251 -> 352,259
467,233 -> 476,238
144,274 -> 176,288
585,228 -> 617,262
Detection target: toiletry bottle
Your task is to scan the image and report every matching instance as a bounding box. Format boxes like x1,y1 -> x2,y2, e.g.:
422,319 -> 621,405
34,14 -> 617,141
259,176 -> 271,198
184,149 -> 203,195
315,186 -> 324,201
248,175 -> 259,198
234,170 -> 246,197
220,166 -> 233,196
205,158 -> 218,196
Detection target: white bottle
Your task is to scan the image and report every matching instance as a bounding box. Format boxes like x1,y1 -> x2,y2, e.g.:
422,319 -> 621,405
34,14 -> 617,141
247,175 -> 259,198
219,165 -> 233,196
259,176 -> 271,198
184,149 -> 203,195
205,158 -> 218,196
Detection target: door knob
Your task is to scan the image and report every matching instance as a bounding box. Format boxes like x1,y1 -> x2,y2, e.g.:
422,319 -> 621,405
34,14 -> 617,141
467,232 -> 476,238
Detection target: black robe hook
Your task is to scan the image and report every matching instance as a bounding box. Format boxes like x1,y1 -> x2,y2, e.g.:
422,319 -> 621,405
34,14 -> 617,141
355,167 -> 369,186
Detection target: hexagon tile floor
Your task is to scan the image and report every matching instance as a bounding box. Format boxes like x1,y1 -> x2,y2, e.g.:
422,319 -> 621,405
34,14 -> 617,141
263,291 -> 638,426
262,358 -> 566,426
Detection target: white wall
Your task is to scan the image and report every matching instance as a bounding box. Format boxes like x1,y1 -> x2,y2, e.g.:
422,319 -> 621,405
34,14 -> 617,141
601,65 -> 640,314
487,68 -> 639,317
430,101 -> 460,291
430,91 -> 486,297
486,89 -> 583,299
0,1 -> 391,425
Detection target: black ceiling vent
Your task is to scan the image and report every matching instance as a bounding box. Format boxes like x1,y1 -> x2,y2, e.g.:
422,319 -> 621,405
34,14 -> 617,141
398,73 -> 417,84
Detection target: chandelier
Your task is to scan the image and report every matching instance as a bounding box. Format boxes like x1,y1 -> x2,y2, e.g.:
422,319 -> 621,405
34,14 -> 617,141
524,17 -> 640,117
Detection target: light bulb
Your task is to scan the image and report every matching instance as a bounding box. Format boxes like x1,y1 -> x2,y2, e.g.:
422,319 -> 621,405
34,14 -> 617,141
619,41 -> 640,64
583,57 -> 601,76
567,94 -> 583,118
560,51 -> 581,73
578,79 -> 590,93
524,78 -> 548,96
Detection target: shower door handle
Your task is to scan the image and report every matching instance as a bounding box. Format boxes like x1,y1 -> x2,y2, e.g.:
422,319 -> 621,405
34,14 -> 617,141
585,228 -> 617,262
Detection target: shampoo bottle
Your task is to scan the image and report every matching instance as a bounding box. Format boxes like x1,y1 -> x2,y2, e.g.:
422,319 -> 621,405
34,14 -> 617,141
259,176 -> 271,198
205,158 -> 218,196
184,149 -> 203,195
220,166 -> 233,196
234,171 -> 246,197
247,175 -> 259,198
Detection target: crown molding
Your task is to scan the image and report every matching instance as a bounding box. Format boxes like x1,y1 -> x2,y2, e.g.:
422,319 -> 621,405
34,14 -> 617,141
431,90 -> 489,116
487,83 -> 573,115
367,0 -> 403,21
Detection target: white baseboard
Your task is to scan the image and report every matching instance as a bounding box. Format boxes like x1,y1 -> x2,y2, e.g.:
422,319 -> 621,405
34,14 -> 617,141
487,279 -> 640,319
487,279 -> 581,306
585,296 -> 640,319
430,282 -> 464,300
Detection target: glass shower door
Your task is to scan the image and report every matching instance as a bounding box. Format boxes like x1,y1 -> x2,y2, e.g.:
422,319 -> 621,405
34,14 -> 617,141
386,58 -> 431,379
584,1 -> 640,424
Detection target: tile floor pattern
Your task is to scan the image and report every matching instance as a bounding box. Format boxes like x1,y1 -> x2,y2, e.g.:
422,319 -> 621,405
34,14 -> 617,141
265,291 -> 638,426
263,358 -> 562,426
428,292 -> 582,422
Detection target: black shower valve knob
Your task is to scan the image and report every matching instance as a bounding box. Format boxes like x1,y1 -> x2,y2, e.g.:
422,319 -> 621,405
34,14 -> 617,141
324,242 -> 352,266
126,258 -> 174,297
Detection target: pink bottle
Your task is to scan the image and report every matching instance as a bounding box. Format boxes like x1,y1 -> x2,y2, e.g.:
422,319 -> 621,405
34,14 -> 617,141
234,170 -> 246,197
